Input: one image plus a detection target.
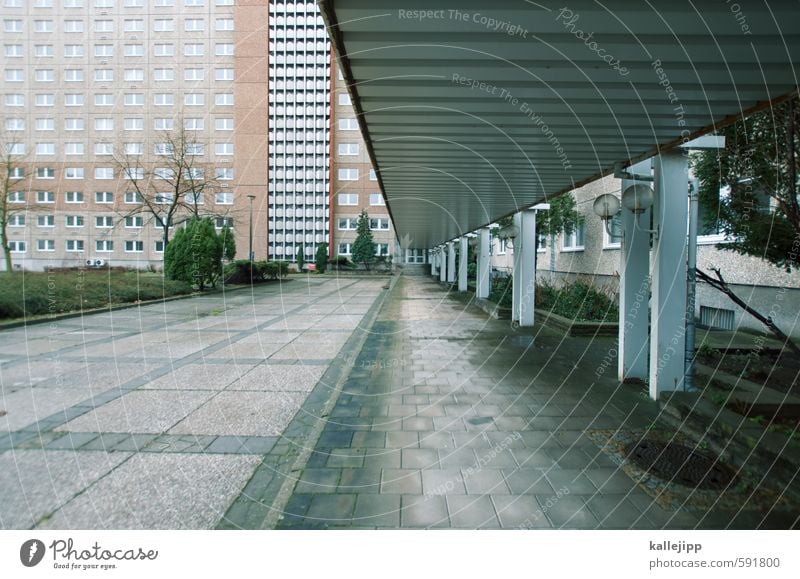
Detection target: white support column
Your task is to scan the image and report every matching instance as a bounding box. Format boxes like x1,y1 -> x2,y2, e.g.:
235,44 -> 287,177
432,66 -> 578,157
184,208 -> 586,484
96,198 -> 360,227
511,212 -> 522,323
476,227 -> 491,299
618,160 -> 652,383
649,151 -> 689,399
517,210 -> 537,327
458,237 -> 468,292
430,249 -> 437,276
439,247 -> 446,282
447,241 -> 456,284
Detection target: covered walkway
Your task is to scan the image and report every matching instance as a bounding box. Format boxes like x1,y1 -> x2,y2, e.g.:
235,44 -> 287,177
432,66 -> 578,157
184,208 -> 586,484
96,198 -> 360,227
273,272 -> 796,529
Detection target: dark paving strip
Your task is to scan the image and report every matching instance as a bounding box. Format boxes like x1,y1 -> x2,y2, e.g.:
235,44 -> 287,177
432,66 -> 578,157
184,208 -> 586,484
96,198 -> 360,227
216,277 -> 397,530
0,280 -> 362,450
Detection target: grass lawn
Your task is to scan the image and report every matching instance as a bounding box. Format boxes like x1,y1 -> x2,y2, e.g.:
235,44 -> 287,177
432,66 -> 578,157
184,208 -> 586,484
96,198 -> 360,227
0,270 -> 193,320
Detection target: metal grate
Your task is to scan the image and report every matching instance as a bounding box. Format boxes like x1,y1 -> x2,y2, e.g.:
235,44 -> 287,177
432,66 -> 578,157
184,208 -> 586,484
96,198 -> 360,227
700,306 -> 735,331
625,440 -> 738,490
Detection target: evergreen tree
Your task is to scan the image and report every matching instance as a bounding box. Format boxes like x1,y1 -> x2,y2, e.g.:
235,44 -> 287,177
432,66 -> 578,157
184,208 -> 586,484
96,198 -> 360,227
296,247 -> 306,271
219,225 -> 236,262
164,218 -> 223,291
352,209 -> 376,270
315,242 -> 329,273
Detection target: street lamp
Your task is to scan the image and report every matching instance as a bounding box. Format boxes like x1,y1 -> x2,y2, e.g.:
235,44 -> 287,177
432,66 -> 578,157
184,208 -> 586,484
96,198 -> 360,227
247,194 -> 256,262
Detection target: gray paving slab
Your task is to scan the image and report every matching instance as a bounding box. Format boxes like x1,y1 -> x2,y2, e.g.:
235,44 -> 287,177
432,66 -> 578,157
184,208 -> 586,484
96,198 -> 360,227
1,388 -> 99,432
140,363 -> 256,390
38,453 -> 260,529
227,363 -> 326,392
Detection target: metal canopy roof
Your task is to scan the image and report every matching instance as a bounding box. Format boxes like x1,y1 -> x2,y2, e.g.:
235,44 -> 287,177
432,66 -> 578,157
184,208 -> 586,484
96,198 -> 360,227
319,0 -> 800,248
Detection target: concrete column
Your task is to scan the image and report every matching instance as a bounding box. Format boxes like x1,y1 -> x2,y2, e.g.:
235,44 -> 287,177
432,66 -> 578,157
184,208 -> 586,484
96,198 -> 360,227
439,247 -> 446,282
458,237 -> 469,292
447,242 -> 456,284
511,213 -> 522,323
517,210 -> 537,327
618,160 -> 652,384
476,227 -> 491,299
649,151 -> 689,399
430,249 -> 437,276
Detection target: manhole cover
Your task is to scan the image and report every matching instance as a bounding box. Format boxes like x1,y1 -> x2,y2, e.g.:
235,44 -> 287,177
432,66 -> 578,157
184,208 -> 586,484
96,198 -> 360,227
625,440 -> 738,490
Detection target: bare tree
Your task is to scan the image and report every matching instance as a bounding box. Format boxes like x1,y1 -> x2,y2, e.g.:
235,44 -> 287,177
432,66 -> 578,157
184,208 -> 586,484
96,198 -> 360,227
113,122 -> 235,248
0,131 -> 31,272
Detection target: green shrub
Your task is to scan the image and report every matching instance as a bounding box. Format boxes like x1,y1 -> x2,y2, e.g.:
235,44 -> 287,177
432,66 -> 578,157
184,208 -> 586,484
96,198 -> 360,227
536,279 -> 618,322
488,275 -> 513,307
330,256 -> 353,269
164,218 -> 223,290
467,262 -> 477,279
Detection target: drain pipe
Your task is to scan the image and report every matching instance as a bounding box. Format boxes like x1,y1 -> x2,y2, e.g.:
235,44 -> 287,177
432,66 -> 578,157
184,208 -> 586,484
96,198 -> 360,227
685,178 -> 699,392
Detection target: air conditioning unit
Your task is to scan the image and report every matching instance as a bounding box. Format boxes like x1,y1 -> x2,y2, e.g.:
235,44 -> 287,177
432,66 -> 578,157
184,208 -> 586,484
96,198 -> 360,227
86,259 -> 94,267
95,259 -> 106,268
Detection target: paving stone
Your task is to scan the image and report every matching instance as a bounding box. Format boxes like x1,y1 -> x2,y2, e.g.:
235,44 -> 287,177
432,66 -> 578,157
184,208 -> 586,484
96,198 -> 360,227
362,450 -> 401,469
401,448 -> 439,469
294,468 -> 340,494
493,495 -> 553,529
438,447 -> 477,468
585,496 -> 651,529
326,448 -> 366,468
338,468 -> 382,494
353,494 -> 401,527
385,431 -> 419,449
350,431 -> 385,448
463,469 -> 510,495
381,469 -> 422,494
544,469 -> 598,495
502,469 -> 554,495
447,495 -> 500,528
538,495 -> 601,529
305,494 -> 356,523
400,495 -> 449,528
421,469 -> 467,496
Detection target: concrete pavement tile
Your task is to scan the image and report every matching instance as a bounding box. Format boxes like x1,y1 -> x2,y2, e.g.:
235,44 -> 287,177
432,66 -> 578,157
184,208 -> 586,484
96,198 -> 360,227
447,495 -> 500,528
1,388 -> 98,432
538,495 -> 601,529
140,363 -> 255,390
39,453 -> 260,529
380,469 -> 422,494
227,364 -> 326,392
353,494 -> 400,527
400,495 -> 449,528
305,494 -> 356,523
493,495 -> 553,529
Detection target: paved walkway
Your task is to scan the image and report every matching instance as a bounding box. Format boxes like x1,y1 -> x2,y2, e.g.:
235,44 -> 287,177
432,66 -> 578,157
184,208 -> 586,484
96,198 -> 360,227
0,276 -> 387,529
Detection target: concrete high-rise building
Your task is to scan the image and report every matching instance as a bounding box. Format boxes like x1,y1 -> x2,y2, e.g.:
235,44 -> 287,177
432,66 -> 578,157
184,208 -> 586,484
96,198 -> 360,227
0,0 -> 269,271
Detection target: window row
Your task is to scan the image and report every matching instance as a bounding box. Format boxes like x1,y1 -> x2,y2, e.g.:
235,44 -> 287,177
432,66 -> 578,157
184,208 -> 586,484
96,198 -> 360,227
6,118 -> 234,132
337,193 -> 385,206
3,67 -> 235,82
337,168 -> 378,181
337,243 -> 390,257
337,217 -> 390,231
8,239 -> 168,254
11,141 -> 234,156
4,93 -> 235,107
2,43 -> 235,58
2,0 -> 234,10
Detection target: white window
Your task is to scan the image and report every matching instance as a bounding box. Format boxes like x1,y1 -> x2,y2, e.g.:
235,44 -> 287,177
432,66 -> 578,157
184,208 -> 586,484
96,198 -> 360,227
215,192 -> 233,205
369,193 -> 385,206
96,240 -> 113,252
124,167 -> 144,180
154,240 -> 165,253
124,0 -> 143,6
123,19 -> 143,32
35,118 -> 55,131
125,240 -> 144,252
95,215 -> 114,227
154,68 -> 174,82
94,93 -> 113,106
6,119 -> 25,132
124,142 -> 143,155
64,94 -> 84,106
124,69 -> 144,82
5,69 -> 24,82
33,20 -> 53,32
562,218 -> 585,251
9,167 -> 23,178
215,93 -> 234,106
338,193 -> 358,206
603,213 -> 622,249
37,239 -> 55,252
35,0 -> 53,3
215,118 -> 234,131
337,243 -> 352,256
36,191 -> 55,204
6,143 -> 25,155
65,69 -> 84,82
215,18 -> 233,31
8,215 -> 25,227
124,118 -> 143,131
65,20 -> 85,33
185,143 -> 204,155
369,218 -> 390,231
184,118 -> 204,130
124,93 -> 144,106
337,218 -> 357,231
36,143 -> 55,155
64,44 -> 84,57
155,192 -> 174,204
338,168 -> 358,181
154,0 -> 173,6
185,0 -> 204,5
94,69 -> 113,82
215,168 -> 234,180
36,69 -> 55,82
124,191 -> 141,203
154,143 -> 173,155
65,215 -> 84,227
215,143 -> 233,156
369,169 -> 378,181
183,68 -> 206,80
187,168 -> 203,179
7,191 -> 25,203
154,44 -> 174,57
214,217 -> 233,229
154,19 -> 174,32
215,43 -> 234,56
215,0 -> 232,5
66,239 -> 85,252
154,93 -> 174,106
9,241 -> 26,253
154,118 -> 174,130
34,45 -> 53,58
95,118 -> 114,131
185,18 -> 204,31
94,143 -> 113,155
154,167 -> 174,179
94,44 -> 113,57
36,168 -> 55,179
125,216 -> 143,228
5,94 -> 24,107
95,20 -> 114,33
124,44 -> 144,57
339,118 -> 358,130
4,44 -> 23,58
94,0 -> 113,7
185,90 -> 206,105
338,143 -> 359,156
184,43 -> 204,57
64,118 -> 84,131
94,167 -> 113,179
95,191 -> 114,204
38,215 -> 55,227
338,93 -> 352,106
65,142 -> 85,155
3,18 -> 22,33
497,238 -> 508,255
35,94 -> 55,106
65,168 -> 85,179
215,68 -> 234,81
